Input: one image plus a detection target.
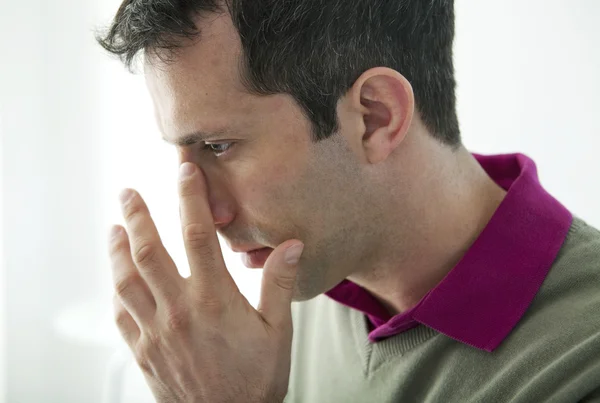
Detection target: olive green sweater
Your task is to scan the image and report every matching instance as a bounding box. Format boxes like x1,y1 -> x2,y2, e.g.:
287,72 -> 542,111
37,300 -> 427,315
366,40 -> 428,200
284,217 -> 600,402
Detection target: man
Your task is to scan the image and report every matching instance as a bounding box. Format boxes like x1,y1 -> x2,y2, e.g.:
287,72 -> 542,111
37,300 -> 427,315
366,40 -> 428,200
98,0 -> 600,402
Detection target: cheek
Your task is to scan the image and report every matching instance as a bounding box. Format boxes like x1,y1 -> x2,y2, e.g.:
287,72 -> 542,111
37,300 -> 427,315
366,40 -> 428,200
241,164 -> 306,221
253,174 -> 290,207
232,168 -> 285,213
232,138 -> 313,221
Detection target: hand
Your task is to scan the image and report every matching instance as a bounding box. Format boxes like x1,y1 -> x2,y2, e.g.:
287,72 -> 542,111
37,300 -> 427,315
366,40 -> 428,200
108,162 -> 304,403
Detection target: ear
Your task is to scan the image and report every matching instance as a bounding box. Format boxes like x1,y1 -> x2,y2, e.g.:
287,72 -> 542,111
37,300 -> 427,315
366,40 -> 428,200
351,68 -> 415,164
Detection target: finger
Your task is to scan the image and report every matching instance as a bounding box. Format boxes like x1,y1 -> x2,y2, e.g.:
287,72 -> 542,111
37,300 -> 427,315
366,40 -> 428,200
177,163 -> 237,296
113,293 -> 141,348
257,240 -> 304,329
109,225 -> 158,326
119,189 -> 183,305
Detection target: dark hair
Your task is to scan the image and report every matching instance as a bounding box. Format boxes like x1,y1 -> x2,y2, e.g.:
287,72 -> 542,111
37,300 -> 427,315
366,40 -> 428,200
97,0 -> 461,147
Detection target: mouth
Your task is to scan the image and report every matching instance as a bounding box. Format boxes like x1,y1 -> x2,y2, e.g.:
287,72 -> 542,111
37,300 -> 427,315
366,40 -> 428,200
241,247 -> 274,268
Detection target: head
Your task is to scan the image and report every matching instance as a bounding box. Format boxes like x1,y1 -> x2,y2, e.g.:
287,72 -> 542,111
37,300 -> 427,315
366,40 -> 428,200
97,0 -> 461,301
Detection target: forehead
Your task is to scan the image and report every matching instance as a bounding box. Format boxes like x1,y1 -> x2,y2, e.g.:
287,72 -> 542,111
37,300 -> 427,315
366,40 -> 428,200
143,12 -> 250,138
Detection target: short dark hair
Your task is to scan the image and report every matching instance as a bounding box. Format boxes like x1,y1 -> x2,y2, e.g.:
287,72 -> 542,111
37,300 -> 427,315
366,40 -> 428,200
97,0 -> 461,147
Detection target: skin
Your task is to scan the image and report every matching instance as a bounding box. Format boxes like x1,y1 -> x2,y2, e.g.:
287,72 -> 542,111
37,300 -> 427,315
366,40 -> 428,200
144,11 -> 507,313
109,9 -> 508,402
110,173 -> 304,401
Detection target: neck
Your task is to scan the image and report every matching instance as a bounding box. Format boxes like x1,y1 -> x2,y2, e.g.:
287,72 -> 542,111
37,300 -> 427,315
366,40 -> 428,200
348,141 -> 507,316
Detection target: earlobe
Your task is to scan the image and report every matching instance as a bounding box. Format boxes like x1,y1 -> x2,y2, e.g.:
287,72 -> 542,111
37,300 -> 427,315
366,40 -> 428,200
358,69 -> 414,164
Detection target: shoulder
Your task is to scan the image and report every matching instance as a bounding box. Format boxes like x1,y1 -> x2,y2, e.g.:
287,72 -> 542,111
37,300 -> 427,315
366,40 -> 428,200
536,216 -> 600,305
502,216 -> 600,373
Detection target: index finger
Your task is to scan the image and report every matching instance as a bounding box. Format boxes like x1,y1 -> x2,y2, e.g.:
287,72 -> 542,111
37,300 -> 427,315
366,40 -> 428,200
178,162 -> 237,296
118,189 -> 183,305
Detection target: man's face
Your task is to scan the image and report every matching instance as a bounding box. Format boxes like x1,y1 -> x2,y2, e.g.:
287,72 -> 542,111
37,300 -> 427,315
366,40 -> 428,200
145,13 -> 376,301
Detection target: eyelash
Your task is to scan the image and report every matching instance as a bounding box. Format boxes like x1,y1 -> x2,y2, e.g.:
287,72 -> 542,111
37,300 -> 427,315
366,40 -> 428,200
203,142 -> 234,157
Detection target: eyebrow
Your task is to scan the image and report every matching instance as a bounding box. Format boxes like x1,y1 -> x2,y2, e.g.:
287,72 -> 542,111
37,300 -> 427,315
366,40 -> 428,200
162,128 -> 229,146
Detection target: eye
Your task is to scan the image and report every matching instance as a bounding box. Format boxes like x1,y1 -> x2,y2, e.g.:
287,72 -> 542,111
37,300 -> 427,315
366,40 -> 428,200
203,142 -> 233,156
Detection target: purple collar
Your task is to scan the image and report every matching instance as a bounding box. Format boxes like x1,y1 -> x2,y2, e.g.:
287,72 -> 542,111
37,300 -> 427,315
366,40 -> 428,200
326,153 -> 573,352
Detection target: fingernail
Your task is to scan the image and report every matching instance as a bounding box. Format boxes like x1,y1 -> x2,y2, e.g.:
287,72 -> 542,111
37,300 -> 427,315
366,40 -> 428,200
285,244 -> 304,265
180,163 -> 195,179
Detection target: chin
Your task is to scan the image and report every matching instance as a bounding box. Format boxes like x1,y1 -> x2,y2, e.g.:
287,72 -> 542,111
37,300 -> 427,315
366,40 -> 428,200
291,293 -> 318,303
291,284 -> 327,303
290,259 -> 339,302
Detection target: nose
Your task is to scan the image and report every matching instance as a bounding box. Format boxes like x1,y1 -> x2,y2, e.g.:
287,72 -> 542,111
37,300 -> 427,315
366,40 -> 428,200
178,148 -> 235,228
210,199 -> 234,229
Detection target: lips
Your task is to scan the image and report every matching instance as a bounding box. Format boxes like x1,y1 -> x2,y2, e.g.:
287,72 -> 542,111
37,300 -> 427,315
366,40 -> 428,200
242,247 -> 274,268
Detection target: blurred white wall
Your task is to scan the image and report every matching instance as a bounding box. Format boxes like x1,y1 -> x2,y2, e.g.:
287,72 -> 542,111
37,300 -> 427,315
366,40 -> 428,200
0,1 -> 114,402
455,0 -> 600,226
0,114 -> 5,402
0,1 -> 598,402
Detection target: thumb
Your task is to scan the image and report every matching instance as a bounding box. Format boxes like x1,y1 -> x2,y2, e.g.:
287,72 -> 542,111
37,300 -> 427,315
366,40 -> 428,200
257,240 -> 304,328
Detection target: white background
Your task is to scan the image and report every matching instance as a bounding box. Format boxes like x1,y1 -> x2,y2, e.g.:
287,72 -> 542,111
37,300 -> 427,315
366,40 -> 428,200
0,0 -> 599,402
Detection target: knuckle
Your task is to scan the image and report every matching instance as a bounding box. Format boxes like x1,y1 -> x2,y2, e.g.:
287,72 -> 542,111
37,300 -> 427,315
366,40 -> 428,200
183,224 -> 215,253
109,236 -> 129,257
133,243 -> 157,266
165,306 -> 191,333
137,332 -> 161,360
270,274 -> 296,293
183,223 -> 211,244
194,293 -> 226,317
134,347 -> 154,376
132,332 -> 163,376
114,273 -> 140,298
121,198 -> 143,222
145,331 -> 162,349
179,180 -> 198,197
114,305 -> 130,327
136,358 -> 153,376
